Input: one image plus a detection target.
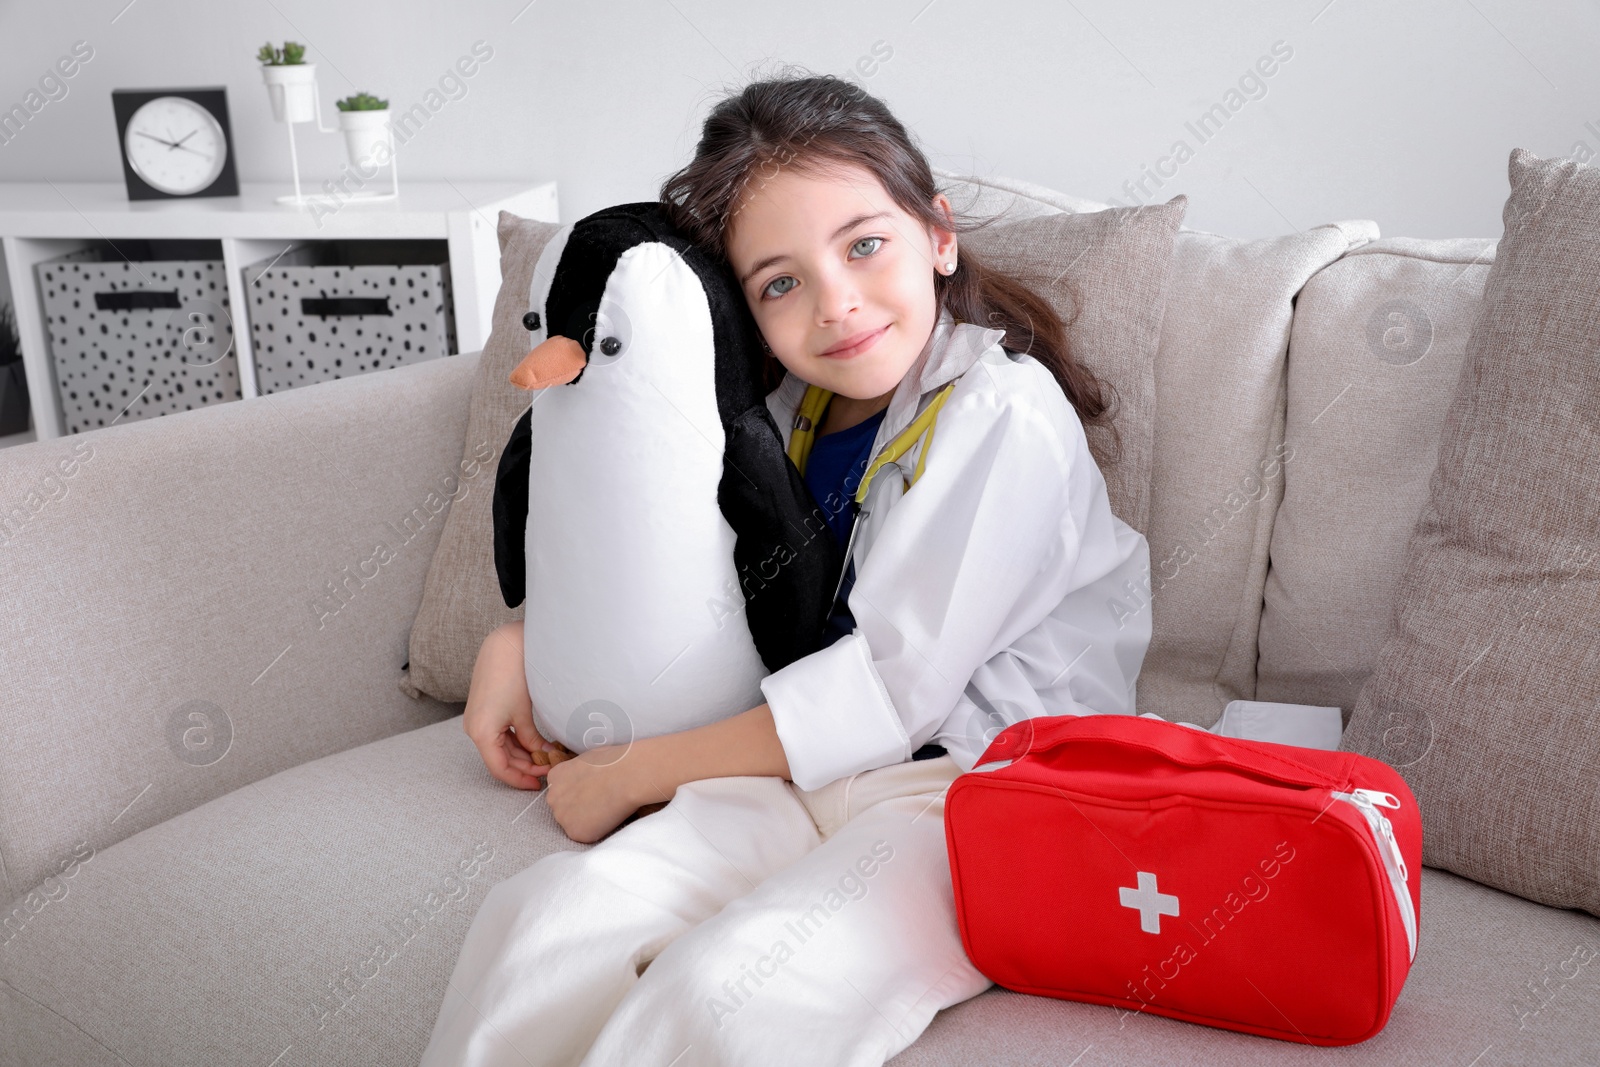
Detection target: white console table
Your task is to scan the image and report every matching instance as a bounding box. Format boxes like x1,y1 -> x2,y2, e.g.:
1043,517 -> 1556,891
0,180 -> 558,445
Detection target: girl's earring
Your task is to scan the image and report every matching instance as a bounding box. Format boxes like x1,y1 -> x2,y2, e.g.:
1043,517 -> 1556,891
943,261 -> 956,274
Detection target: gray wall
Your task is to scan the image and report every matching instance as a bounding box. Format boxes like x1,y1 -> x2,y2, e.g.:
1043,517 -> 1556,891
0,0 -> 1594,239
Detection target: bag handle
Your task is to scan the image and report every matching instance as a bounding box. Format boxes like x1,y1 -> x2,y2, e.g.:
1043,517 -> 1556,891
972,713 -> 1346,790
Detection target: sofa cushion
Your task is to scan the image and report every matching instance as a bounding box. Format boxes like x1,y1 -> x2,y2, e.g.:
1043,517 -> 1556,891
960,196 -> 1189,536
0,354 -> 473,905
400,212 -> 564,703
0,718 -> 579,1066
5,715 -> 1598,1066
1340,148 -> 1600,916
1139,219 -> 1380,726
1255,237 -> 1497,718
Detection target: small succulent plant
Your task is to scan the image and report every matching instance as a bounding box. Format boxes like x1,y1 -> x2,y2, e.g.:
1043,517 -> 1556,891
335,92 -> 389,112
256,41 -> 307,65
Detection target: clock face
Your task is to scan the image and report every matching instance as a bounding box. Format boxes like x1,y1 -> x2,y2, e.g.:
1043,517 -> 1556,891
122,96 -> 228,196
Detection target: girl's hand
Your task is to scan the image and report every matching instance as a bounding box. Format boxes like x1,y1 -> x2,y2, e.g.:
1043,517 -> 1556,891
462,620 -> 575,790
543,745 -> 665,843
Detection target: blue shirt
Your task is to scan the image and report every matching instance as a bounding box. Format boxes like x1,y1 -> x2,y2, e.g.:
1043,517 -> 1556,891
802,407 -> 886,559
802,408 -> 885,650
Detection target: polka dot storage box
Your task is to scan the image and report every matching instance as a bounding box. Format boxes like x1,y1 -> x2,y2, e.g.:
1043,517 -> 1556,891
35,242 -> 241,434
242,241 -> 457,395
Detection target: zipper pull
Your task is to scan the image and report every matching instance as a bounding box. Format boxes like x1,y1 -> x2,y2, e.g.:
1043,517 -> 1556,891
1352,787 -> 1401,810
1341,789 -> 1409,883
1376,813 -> 1408,882
1330,788 -> 1417,960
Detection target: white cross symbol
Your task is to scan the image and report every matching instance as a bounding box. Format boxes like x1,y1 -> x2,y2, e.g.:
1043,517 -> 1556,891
1118,871 -> 1180,934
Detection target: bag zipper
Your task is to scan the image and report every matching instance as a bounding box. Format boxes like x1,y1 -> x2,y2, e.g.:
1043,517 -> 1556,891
1329,788 -> 1416,962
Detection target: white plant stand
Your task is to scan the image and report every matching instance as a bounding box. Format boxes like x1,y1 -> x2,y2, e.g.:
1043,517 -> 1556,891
262,64 -> 399,207
0,179 -> 557,445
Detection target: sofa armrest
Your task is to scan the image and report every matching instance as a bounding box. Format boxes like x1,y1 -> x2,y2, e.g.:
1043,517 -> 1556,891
0,352 -> 481,902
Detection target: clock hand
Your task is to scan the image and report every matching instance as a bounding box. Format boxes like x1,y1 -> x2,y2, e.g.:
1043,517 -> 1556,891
135,131 -> 179,148
172,130 -> 198,149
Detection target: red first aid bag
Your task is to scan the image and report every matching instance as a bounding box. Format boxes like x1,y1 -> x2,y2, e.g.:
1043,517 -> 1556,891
943,712 -> 1421,1046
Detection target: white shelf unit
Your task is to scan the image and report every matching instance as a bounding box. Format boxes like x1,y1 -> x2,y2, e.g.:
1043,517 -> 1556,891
0,180 -> 558,446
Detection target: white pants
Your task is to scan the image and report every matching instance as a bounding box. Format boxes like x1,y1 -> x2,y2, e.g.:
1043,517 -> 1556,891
420,754 -> 979,1067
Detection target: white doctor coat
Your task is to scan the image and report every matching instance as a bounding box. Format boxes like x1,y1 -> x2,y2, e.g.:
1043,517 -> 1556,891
759,308 -> 1154,791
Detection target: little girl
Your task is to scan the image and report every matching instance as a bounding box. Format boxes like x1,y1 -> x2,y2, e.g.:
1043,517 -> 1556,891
423,72 -> 1152,1067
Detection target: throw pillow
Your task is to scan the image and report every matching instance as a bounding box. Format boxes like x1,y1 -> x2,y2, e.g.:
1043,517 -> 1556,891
400,211 -> 562,702
1340,147 -> 1600,916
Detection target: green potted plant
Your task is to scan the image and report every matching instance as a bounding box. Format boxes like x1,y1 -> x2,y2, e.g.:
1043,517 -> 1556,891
256,41 -> 316,124
334,92 -> 392,169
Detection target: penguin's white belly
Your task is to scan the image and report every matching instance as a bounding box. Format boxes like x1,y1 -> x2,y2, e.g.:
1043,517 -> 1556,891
522,246 -> 768,752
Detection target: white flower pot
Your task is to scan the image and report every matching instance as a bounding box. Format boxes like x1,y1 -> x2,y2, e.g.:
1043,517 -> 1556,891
261,63 -> 318,124
338,109 -> 392,170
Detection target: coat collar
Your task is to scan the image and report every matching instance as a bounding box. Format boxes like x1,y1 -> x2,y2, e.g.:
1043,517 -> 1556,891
771,307 -> 1008,453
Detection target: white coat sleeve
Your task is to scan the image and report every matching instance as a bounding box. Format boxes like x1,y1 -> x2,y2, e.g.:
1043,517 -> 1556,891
759,388 -> 1080,791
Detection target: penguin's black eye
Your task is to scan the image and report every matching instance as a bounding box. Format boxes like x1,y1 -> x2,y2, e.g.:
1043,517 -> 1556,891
600,336 -> 622,356
522,311 -> 541,331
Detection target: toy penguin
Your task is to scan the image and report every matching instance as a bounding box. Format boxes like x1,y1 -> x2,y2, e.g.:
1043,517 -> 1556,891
490,201 -> 842,755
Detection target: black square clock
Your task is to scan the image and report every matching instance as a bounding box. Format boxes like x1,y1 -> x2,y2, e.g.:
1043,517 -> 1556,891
112,87 -> 240,200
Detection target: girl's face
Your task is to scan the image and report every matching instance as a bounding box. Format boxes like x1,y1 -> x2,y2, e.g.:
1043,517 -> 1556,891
724,160 -> 958,402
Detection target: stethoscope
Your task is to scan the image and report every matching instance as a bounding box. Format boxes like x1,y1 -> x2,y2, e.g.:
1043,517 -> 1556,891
786,379 -> 959,608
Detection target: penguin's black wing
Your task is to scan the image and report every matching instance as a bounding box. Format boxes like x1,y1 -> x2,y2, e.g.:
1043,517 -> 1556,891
718,402 -> 844,673
491,407 -> 532,610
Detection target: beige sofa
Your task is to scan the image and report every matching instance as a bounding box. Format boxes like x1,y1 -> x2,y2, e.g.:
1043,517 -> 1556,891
2,171 -> 1597,1067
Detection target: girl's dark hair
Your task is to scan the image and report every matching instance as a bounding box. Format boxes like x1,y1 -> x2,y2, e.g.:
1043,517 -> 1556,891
658,68 -> 1120,465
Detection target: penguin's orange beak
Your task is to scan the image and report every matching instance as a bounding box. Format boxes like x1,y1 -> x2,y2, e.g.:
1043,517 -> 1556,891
509,335 -> 588,390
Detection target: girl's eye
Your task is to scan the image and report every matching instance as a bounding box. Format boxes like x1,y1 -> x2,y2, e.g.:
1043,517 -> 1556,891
851,235 -> 884,257
762,275 -> 797,300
